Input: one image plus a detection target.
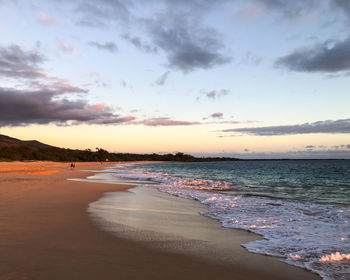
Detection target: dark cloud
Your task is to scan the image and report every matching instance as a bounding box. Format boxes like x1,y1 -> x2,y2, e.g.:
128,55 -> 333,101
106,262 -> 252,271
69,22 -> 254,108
0,43 -> 130,127
221,119 -> 350,136
145,14 -> 231,72
57,0 -> 231,72
333,0 -> 350,18
0,87 -> 135,127
155,71 -> 170,86
0,44 -> 88,93
121,33 -> 157,53
142,117 -> 200,126
275,37 -> 350,72
254,0 -> 319,18
88,41 -> 117,52
0,44 -> 45,79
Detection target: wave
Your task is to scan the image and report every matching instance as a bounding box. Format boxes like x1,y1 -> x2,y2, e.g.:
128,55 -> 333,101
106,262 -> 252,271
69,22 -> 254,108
109,164 -> 350,280
321,253 -> 350,263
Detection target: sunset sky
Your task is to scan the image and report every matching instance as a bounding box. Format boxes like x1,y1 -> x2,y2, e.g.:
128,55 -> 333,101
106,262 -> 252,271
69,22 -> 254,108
1,0 -> 350,158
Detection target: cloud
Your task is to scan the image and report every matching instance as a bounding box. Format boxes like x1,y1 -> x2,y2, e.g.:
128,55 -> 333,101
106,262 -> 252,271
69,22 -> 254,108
31,79 -> 88,93
208,120 -> 243,125
155,71 -> 170,86
75,0 -> 131,27
253,0 -> 319,19
145,13 -> 231,72
333,144 -> 350,150
210,112 -> 224,119
59,0 -> 231,72
121,33 -> 157,53
239,51 -> 262,66
57,40 -> 76,55
88,41 -> 117,52
199,89 -> 230,100
0,44 -> 90,95
305,145 -> 315,150
0,44 -> 45,79
38,12 -> 57,26
333,0 -> 350,19
221,118 -> 350,136
0,87 -> 135,127
74,0 -> 224,27
0,43 -> 91,89
0,43 -> 127,127
141,117 -> 200,126
275,36 -> 350,72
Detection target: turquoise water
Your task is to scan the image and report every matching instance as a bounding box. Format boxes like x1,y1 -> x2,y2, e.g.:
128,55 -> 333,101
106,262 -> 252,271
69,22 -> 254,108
137,160 -> 350,205
90,160 -> 350,280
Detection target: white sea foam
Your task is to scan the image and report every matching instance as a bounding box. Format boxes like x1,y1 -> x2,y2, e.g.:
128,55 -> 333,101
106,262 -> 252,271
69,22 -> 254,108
320,253 -> 350,263
108,165 -> 350,280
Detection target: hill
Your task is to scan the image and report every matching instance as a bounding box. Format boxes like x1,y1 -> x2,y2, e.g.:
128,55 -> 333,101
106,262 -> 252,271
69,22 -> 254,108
0,134 -> 241,162
0,134 -> 53,149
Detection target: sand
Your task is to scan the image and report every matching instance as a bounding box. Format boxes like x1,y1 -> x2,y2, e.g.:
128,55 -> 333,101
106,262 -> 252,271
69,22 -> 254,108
0,161 -> 321,280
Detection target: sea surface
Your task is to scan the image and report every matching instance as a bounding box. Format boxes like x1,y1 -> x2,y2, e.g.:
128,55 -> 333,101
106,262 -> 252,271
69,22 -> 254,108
90,160 -> 350,280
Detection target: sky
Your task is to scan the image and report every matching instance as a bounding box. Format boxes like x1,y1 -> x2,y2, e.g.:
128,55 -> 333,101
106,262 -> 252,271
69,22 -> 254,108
0,0 -> 350,158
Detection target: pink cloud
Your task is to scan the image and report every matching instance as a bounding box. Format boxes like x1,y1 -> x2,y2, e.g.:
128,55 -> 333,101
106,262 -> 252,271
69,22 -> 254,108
91,104 -> 107,111
57,40 -> 76,55
38,12 -> 57,26
30,79 -> 87,94
88,115 -> 136,125
142,117 -> 201,126
211,112 -> 224,118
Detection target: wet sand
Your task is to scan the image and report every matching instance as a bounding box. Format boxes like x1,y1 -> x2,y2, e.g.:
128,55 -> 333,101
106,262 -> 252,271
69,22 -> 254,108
0,161 -> 320,280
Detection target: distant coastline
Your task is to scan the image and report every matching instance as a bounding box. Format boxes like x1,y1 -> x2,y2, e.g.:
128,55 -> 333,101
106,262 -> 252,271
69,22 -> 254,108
0,134 -> 241,162
1,134 -> 348,162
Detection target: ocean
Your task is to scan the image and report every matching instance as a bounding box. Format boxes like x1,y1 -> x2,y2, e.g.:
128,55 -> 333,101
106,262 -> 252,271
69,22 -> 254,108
87,160 -> 350,280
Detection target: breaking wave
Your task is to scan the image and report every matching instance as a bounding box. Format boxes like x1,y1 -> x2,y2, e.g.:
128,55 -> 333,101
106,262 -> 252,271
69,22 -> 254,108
108,164 -> 350,280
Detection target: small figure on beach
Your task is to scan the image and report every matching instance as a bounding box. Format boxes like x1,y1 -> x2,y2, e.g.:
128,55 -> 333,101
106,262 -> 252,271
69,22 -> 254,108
70,163 -> 73,169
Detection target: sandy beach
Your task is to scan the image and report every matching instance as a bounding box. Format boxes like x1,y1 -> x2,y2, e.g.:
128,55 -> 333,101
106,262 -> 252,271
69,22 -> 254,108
0,161 -> 321,280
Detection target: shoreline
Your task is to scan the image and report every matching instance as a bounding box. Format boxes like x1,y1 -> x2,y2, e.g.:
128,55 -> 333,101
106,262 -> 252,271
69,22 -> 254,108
0,161 -> 320,280
86,166 -> 321,280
